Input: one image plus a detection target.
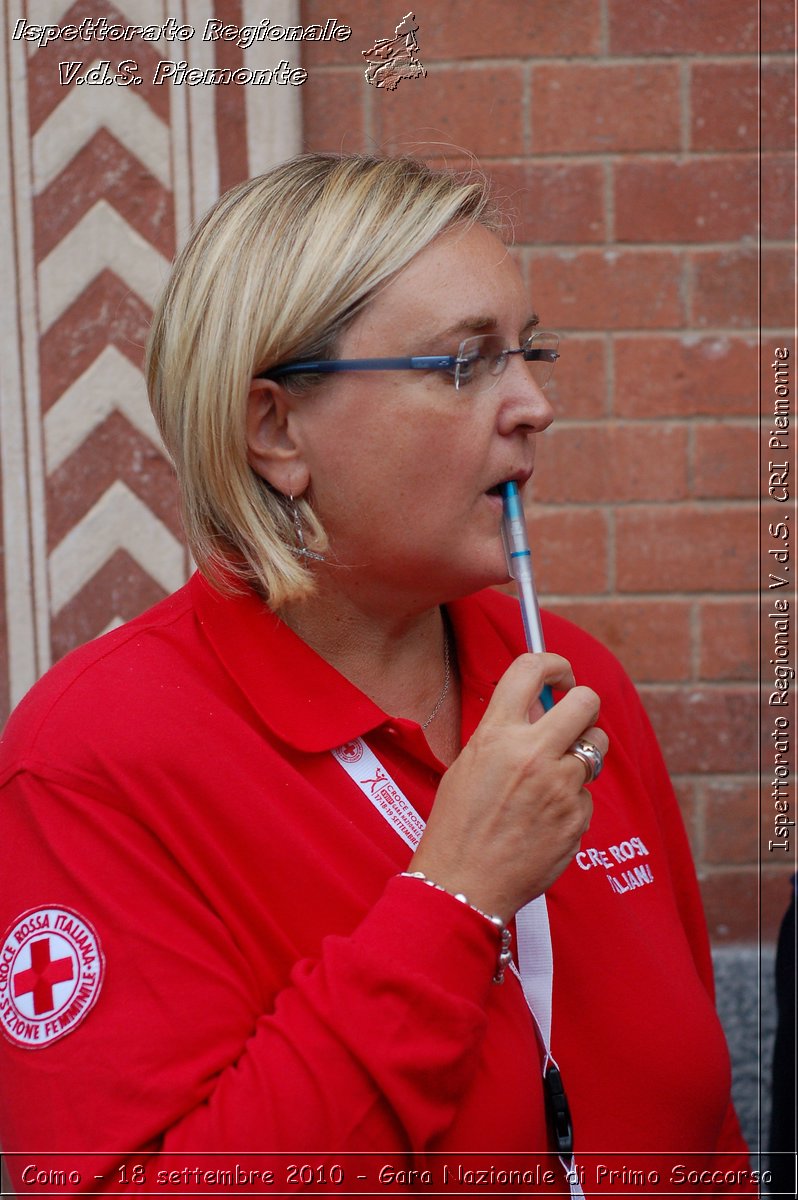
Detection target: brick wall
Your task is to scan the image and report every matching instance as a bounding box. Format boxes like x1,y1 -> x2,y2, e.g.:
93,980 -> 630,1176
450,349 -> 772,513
298,0 -> 796,942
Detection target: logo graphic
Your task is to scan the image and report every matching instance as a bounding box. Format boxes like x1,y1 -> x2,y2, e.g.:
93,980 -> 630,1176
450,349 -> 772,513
362,767 -> 400,804
0,907 -> 105,1048
333,740 -> 365,764
362,12 -> 426,91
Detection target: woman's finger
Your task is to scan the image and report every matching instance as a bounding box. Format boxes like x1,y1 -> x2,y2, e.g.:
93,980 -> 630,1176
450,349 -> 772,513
483,652 -> 576,725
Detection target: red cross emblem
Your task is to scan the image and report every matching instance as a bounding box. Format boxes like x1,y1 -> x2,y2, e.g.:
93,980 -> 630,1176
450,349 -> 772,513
334,740 -> 364,763
13,936 -> 75,1015
1,906 -> 104,1048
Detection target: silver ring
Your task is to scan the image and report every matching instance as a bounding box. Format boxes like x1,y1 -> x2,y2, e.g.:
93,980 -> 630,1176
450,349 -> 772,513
568,737 -> 604,784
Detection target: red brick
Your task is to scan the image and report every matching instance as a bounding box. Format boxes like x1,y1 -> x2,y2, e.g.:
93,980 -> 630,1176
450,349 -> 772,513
535,424 -> 688,504
373,66 -> 524,160
615,158 -> 758,243
608,0 -> 758,55
698,869 -> 758,942
690,63 -> 757,152
533,64 -> 680,153
547,599 -> 692,682
701,867 -> 794,943
762,154 -> 797,240
690,248 -> 757,329
527,507 -> 609,595
703,779 -> 763,864
692,423 -> 758,501
762,61 -> 797,152
301,69 -> 366,153
489,163 -> 605,245
615,506 -> 757,593
673,779 -> 701,860
528,250 -> 683,330
422,0 -> 597,57
614,336 -> 758,418
761,0 -> 797,52
302,0 -> 602,62
762,247 -> 795,330
402,0 -> 602,59
299,1 -> 396,66
544,336 -> 607,420
640,685 -> 757,775
699,600 -> 758,682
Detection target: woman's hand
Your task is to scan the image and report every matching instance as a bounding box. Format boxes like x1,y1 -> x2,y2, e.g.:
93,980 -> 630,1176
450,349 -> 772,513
408,653 -> 608,922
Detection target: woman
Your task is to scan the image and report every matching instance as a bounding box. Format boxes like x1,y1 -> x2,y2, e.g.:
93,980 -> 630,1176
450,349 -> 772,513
0,155 -> 753,1194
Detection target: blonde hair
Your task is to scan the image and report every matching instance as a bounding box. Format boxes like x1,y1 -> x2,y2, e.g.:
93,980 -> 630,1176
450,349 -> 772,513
146,153 -> 502,607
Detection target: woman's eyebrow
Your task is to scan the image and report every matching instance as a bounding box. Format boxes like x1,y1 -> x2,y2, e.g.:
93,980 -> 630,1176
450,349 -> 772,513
427,312 -> 541,342
430,315 -> 497,340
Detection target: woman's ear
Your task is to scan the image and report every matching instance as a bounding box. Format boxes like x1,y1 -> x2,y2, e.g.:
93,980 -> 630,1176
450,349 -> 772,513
245,378 -> 310,497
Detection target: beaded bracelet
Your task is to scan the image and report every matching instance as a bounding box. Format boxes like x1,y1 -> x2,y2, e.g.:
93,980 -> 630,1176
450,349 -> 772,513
399,870 -> 513,984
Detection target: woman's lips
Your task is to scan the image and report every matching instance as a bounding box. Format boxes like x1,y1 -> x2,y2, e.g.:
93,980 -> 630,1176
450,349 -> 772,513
485,470 -> 533,497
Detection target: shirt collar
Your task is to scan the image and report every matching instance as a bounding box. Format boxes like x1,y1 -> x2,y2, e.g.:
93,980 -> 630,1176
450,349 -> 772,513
191,573 -> 517,753
191,572 -> 384,751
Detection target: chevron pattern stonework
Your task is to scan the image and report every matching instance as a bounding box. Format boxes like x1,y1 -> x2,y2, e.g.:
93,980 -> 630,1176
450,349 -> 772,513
0,0 -> 301,722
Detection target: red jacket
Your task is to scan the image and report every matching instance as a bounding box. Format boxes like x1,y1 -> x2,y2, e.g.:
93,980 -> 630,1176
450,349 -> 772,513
0,576 -> 754,1193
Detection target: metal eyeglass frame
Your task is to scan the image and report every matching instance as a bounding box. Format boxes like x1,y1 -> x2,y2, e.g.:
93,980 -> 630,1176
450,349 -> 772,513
258,331 -> 560,392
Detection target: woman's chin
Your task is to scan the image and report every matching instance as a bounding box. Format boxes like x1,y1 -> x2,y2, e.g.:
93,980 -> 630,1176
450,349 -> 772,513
445,553 -> 514,601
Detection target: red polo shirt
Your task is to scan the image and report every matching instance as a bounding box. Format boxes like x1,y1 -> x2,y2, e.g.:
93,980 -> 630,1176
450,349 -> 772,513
0,575 -> 754,1193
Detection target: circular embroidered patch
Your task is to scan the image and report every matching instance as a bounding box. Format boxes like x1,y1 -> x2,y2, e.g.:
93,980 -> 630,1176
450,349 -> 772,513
333,740 -> 364,764
0,906 -> 105,1049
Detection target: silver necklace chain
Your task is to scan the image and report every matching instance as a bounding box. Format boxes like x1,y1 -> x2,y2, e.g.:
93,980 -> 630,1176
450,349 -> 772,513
421,623 -> 452,730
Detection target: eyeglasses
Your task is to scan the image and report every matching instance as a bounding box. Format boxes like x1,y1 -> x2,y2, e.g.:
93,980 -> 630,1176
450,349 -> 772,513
259,331 -> 560,394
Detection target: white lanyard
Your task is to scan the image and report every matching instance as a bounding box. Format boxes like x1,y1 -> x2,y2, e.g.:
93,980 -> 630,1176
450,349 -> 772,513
331,737 -> 584,1198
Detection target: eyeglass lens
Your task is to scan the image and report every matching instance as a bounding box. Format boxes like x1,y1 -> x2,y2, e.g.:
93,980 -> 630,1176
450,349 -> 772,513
456,333 -> 559,392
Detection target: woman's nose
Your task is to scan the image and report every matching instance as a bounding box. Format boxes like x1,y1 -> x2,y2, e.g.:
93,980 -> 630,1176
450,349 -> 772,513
495,360 -> 555,436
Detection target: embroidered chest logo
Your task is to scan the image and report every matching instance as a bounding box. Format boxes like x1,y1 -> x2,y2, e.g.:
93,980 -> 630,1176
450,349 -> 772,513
0,907 -> 105,1048
575,835 -> 655,896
